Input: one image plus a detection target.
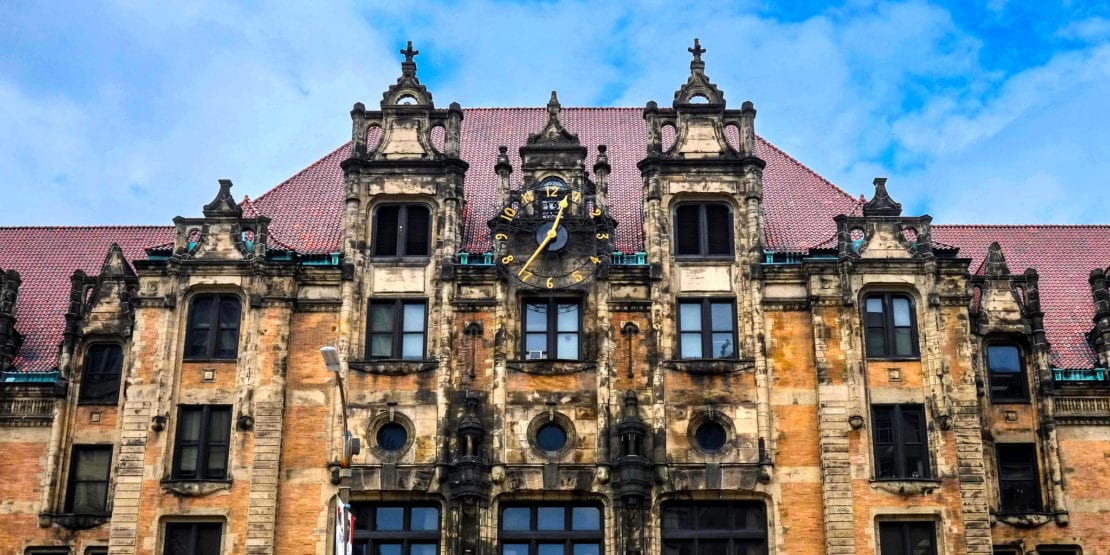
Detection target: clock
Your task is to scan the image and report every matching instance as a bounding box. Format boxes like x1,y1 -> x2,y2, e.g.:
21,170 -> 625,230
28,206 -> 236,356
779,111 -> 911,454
491,177 -> 612,289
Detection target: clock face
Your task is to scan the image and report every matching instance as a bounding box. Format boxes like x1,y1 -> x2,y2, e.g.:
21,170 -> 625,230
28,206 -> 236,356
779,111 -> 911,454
491,178 -> 611,289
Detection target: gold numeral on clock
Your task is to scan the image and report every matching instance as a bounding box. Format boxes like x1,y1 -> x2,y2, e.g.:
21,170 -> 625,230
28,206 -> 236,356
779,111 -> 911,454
499,207 -> 517,221
596,232 -> 610,240
521,271 -> 534,282
521,190 -> 534,203
495,233 -> 508,241
571,191 -> 581,203
502,255 -> 514,264
590,256 -> 601,264
546,277 -> 554,289
572,271 -> 584,283
590,208 -> 602,218
545,185 -> 559,198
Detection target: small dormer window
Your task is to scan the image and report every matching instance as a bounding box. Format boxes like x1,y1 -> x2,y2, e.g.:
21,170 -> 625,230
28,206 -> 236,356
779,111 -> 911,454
674,202 -> 732,257
372,204 -> 431,258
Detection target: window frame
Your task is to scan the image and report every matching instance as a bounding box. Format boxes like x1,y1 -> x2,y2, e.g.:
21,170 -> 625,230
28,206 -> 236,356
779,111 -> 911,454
862,293 -> 919,359
660,501 -> 769,555
63,444 -> 113,515
171,405 -> 232,481
371,203 -> 433,258
871,404 -> 932,480
996,443 -> 1044,514
677,298 -> 738,360
986,341 -> 1030,403
183,294 -> 242,360
77,343 -> 123,405
163,521 -> 223,555
350,503 -> 442,555
498,503 -> 603,555
877,521 -> 937,555
365,299 -> 428,360
520,297 -> 583,361
673,201 -> 734,258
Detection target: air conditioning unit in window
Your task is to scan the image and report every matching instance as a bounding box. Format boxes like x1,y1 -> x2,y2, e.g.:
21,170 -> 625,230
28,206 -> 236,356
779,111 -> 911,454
526,350 -> 546,360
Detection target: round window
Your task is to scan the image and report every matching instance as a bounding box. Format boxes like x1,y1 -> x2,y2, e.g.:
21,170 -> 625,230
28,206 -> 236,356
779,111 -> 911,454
376,422 -> 408,452
694,421 -> 727,451
535,422 -> 568,452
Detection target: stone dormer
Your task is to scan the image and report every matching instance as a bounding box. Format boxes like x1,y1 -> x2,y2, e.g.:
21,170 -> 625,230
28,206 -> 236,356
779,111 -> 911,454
835,178 -> 935,261
0,268 -> 23,371
969,243 -> 1046,343
57,245 -> 140,378
167,180 -> 272,262
642,38 -> 760,162
347,41 -> 464,163
1089,267 -> 1110,367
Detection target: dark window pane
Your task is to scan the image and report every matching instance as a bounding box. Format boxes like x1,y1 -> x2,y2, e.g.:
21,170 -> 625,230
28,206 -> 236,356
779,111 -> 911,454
695,421 -> 727,451
374,206 -> 400,256
80,344 -> 123,403
376,507 -> 404,530
573,544 -> 600,555
536,423 -> 568,452
377,544 -> 402,555
411,507 -> 439,531
537,544 -> 562,555
411,545 -> 437,555
864,294 -> 918,359
572,507 -> 600,530
196,524 -> 222,553
893,328 -> 913,356
405,206 -> 431,256
503,545 -> 529,555
675,205 -> 701,255
661,503 -> 768,554
536,507 -> 564,530
502,508 -> 530,531
376,423 -> 408,452
704,204 -> 731,255
866,328 -> 887,357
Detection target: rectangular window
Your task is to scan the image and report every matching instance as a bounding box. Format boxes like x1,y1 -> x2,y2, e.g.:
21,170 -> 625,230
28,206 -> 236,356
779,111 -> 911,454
85,549 -> 108,555
675,203 -> 733,257
78,344 -> 123,404
987,344 -> 1028,402
661,502 -> 768,555
164,522 -> 222,555
878,521 -> 937,555
678,299 -> 737,359
1036,547 -> 1081,555
367,300 -> 427,360
172,406 -> 232,480
864,294 -> 918,358
872,405 -> 930,480
64,445 -> 112,514
996,443 -> 1043,513
522,299 -> 581,361
25,548 -> 71,554
499,504 -> 602,555
184,294 -> 241,359
373,204 -> 432,257
351,503 -> 440,555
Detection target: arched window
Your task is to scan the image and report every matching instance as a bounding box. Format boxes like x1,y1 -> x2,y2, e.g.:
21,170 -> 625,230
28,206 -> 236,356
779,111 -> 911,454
863,293 -> 918,358
674,202 -> 733,257
184,294 -> 241,359
372,204 -> 431,257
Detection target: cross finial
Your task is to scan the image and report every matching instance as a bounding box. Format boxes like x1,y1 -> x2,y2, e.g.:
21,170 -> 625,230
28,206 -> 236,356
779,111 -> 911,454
688,38 -> 706,61
400,41 -> 419,63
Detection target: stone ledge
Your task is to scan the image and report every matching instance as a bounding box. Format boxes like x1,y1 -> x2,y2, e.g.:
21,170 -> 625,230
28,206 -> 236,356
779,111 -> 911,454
506,360 -> 597,375
664,358 -> 756,375
870,479 -> 942,496
348,359 -> 438,375
39,512 -> 110,530
991,511 -> 1067,528
160,478 -> 233,497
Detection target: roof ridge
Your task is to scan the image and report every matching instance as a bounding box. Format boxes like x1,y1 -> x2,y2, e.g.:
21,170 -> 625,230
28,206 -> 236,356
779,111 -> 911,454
756,137 -> 863,207
253,142 -> 351,205
0,225 -> 174,231
462,106 -> 643,111
935,223 -> 1110,229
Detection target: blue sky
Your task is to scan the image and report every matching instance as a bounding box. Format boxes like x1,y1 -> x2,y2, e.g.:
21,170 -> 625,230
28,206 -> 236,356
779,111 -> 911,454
1,0 -> 1108,227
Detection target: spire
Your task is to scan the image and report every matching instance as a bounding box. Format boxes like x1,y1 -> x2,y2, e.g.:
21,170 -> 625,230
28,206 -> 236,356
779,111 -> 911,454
983,242 -> 1011,278
862,177 -> 902,217
400,40 -> 419,77
525,90 -> 579,145
380,40 -> 433,107
672,38 -> 724,106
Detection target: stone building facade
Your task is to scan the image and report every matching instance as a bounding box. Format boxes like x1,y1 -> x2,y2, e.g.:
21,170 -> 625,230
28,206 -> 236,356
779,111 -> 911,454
2,41 -> 1110,555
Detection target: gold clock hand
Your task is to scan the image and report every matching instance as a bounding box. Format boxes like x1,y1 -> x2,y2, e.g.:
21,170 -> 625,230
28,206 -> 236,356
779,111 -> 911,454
518,196 -> 570,277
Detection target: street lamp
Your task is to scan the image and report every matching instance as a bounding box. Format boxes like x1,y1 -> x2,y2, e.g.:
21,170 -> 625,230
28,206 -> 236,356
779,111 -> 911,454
322,346 -> 358,555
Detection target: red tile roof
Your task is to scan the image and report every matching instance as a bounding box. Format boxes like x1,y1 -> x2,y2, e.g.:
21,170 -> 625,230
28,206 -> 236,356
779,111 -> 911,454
0,109 -> 1105,373
932,225 -> 1110,369
0,227 -> 173,372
